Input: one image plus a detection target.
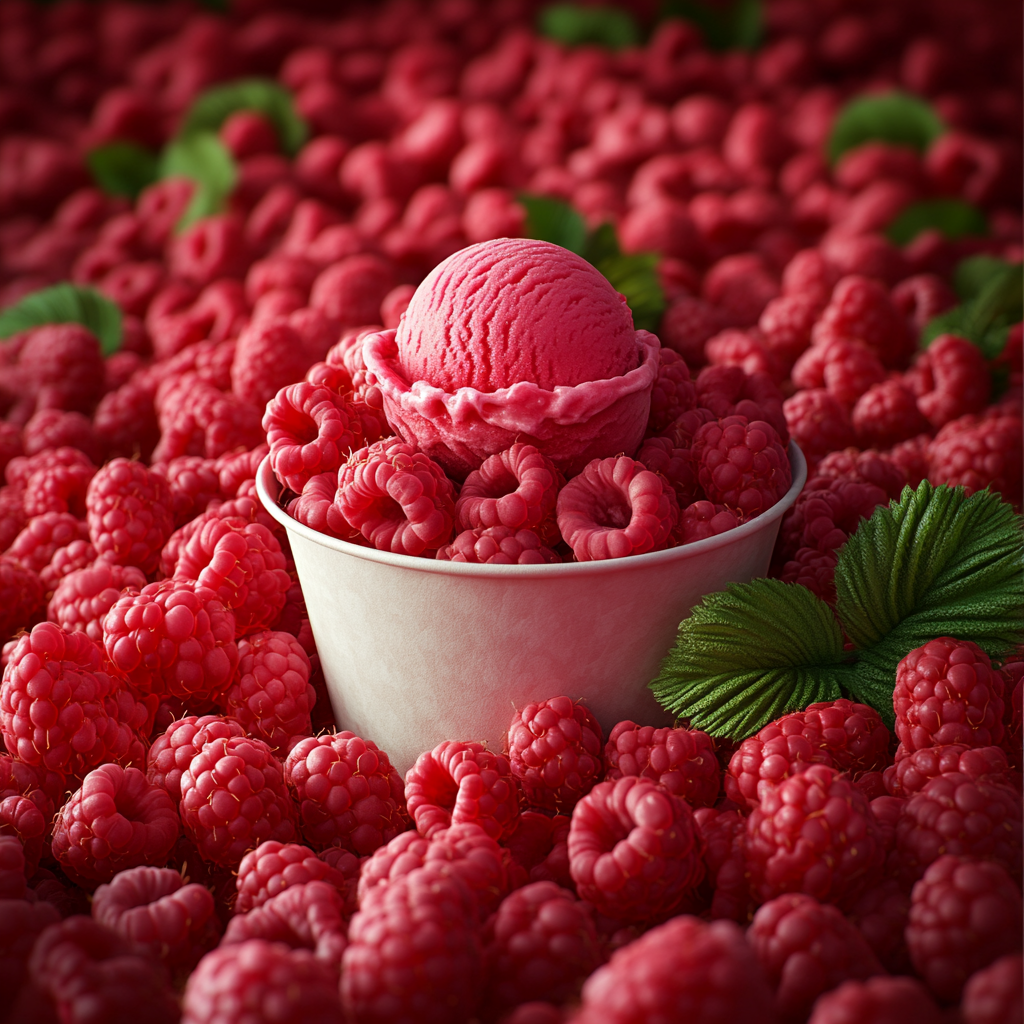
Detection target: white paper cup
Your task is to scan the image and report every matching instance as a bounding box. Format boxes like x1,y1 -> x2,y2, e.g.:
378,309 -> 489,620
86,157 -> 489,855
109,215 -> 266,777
257,444 -> 807,773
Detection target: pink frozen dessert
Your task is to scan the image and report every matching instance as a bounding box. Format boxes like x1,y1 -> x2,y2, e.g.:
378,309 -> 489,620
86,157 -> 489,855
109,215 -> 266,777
362,237 -> 660,477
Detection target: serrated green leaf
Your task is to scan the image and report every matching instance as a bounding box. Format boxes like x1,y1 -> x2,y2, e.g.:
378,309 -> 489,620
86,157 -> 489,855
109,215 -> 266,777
180,78 -> 308,156
0,283 -> 123,355
538,3 -> 641,49
650,579 -> 848,739
519,193 -> 588,255
828,92 -> 945,165
660,0 -> 763,51
954,254 -> 1013,301
87,142 -> 160,200
886,199 -> 987,246
594,250 -> 666,332
159,132 -> 237,232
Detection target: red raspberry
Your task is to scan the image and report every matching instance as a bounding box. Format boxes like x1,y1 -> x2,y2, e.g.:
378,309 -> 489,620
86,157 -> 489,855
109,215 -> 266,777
884,744 -> 1011,798
17,448 -> 97,518
779,546 -> 839,604
0,485 -> 27,552
182,939 -> 343,1024
749,893 -> 884,1022
342,863 -> 482,1024
405,739 -> 520,842
962,954 -> 1023,1024
635,436 -> 700,508
703,253 -> 780,328
745,765 -> 886,908
659,294 -> 724,366
284,730 -> 407,855
1,622 -> 148,780
336,437 -> 456,556
103,579 -> 240,702
19,323 -> 106,415
758,292 -> 820,370
695,365 -> 789,443
604,721 -> 720,809
437,525 -> 561,564
847,878 -> 912,974
647,348 -> 697,437
0,421 -> 23,477
231,318 -> 312,412
91,865 -> 220,974
0,833 -> 26,898
85,458 -> 175,575
29,916 -> 179,1024
812,275 -> 913,369
220,631 -> 313,754
0,555 -> 44,640
556,456 -> 677,561
818,339 -> 888,409
574,916 -> 774,1024
568,776 -> 704,924
507,697 -> 604,814
1,756 -> 55,876
264,382 -> 367,494
180,733 -> 298,868
23,408 -> 104,465
805,976 -> 943,1024
851,379 -> 932,449
906,855 -> 1023,1004
40,538 -> 99,592
146,714 -> 246,803
927,411 -> 1023,508
152,455 -> 222,527
705,328 -> 783,384
894,638 -> 1005,753
93,379 -> 160,463
783,389 -> 856,470
893,773 -> 1022,885
286,471 -> 354,540
906,335 -> 991,429
234,840 -> 351,915
52,764 -> 180,884
483,881 -> 602,1013
891,274 -> 956,335
216,445 -> 269,501
0,893 -> 60,1014
48,561 -> 148,643
503,811 -> 573,889
691,414 -> 790,516
678,500 -> 740,543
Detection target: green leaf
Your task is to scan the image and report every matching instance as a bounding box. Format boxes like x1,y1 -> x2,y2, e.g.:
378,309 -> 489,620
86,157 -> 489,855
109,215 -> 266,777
581,221 -> 621,266
594,250 -> 666,332
180,78 -> 309,156
827,92 -> 945,165
886,199 -> 987,246
87,142 -> 160,200
0,283 -> 122,355
835,483 -> 1024,658
538,3 -> 642,49
519,193 -> 588,255
650,579 -> 849,739
954,254 -> 1012,301
660,0 -> 763,51
159,132 -> 237,232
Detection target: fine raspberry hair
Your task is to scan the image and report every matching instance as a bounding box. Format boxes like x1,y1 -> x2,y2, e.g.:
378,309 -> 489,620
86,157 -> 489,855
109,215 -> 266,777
47,561 -> 148,643
568,775 -> 704,924
284,730 -> 407,854
604,720 -> 720,809
805,977 -> 943,1024
507,696 -> 604,814
405,739 -> 520,842
436,525 -> 561,564
961,954 -> 1023,1024
234,840 -> 352,914
146,714 -> 246,803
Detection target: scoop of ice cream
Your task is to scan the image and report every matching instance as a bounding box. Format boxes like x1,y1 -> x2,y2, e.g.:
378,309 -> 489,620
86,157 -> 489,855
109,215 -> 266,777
394,238 -> 639,392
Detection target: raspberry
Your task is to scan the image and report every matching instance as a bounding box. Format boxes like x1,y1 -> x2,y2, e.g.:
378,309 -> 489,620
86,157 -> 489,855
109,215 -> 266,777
0,421 -> 23,477
782,389 -> 856,470
927,411 -> 1023,508
405,739 -> 520,842
264,382 -> 368,494
847,878 -> 912,974
483,881 -> 602,1013
884,744 -> 1011,798
336,437 -> 457,556
574,916 -> 773,1024
23,408 -> 104,465
231,316 -> 317,410
556,456 -> 677,561
19,323 -> 106,414
182,939 -> 343,1024
29,916 -> 179,1024
745,765 -> 886,908
604,721 -> 720,809
678,500 -> 740,543
906,335 -> 992,429
16,448 -> 97,518
103,579 -> 240,702
220,631 -> 314,754
502,811 -> 573,887
894,638 -> 1005,753
216,445 -> 269,501
805,976 -> 943,1024
0,555 -> 44,641
498,1003 -> 566,1024
40,538 -> 99,592
568,776 -> 704,924
906,855 -> 1023,1004
758,292 -> 820,369
1,758 -> 54,876
1,622 -> 148,780
153,455 -> 222,527
0,834 -> 26,898
851,379 -> 932,449
0,896 -> 60,1015
286,471 -> 353,539
0,485 -> 27,552
749,893 -> 884,1022
85,458 -> 175,575
342,863 -> 482,1024
691,414 -> 790,516
647,348 -> 697,437
820,339 -> 888,409
91,865 -> 220,974
437,525 -> 561,564
146,714 -> 247,804
812,275 -> 913,369
779,547 -> 839,603
234,841 -> 352,915
52,764 -> 180,884
891,274 -> 957,335
93,379 -> 160,463
659,294 -> 724,367
48,561 -> 148,643
703,253 -> 780,328
284,730 -> 407,855
705,328 -> 783,383
962,954 -> 1023,1024
635,435 -> 700,508
695,365 -> 789,443
507,697 -> 604,814
893,772 -> 1022,885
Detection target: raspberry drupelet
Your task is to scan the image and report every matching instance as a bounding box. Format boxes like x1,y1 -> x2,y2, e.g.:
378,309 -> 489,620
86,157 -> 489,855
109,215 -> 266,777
234,840 -> 353,914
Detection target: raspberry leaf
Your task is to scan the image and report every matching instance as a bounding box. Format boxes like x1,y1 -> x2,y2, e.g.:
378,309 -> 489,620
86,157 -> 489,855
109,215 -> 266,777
828,92 -> 945,164
519,193 -> 588,255
159,132 -> 237,232
0,283 -> 123,355
87,142 -> 160,200
538,4 -> 641,49
650,579 -> 848,739
885,199 -> 987,247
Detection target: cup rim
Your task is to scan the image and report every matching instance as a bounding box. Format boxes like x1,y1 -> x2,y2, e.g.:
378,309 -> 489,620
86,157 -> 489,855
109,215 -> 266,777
255,441 -> 807,579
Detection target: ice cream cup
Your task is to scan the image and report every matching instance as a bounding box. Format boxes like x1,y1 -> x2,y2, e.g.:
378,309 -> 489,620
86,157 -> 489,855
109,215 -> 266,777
256,443 -> 807,774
